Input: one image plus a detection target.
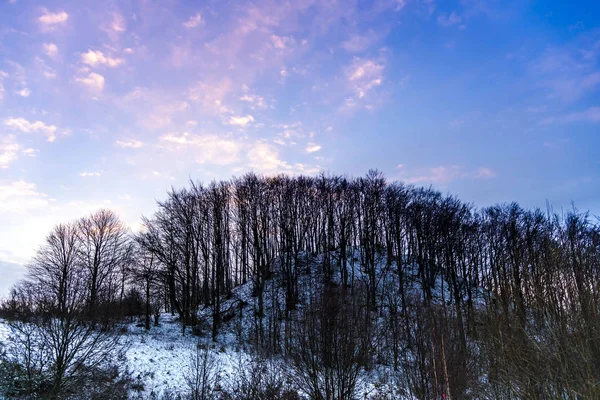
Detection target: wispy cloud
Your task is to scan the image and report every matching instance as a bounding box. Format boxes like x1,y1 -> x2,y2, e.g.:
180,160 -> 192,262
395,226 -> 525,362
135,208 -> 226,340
531,36 -> 600,102
402,165 -> 463,184
183,13 -> 203,28
43,43 -> 58,58
476,167 -> 497,179
0,71 -> 6,101
247,141 -> 320,175
437,12 -> 463,28
247,142 -> 290,172
0,135 -> 20,169
15,88 -> 31,97
343,57 -> 386,107
398,165 -> 496,184
240,91 -> 269,109
4,117 -> 57,142
0,181 -> 49,214
22,148 -> 38,157
564,107 -> 600,122
188,80 -> 232,115
116,139 -> 144,149
542,106 -> 600,124
75,72 -> 105,93
306,143 -> 321,153
342,31 -> 379,53
108,13 -> 126,33
159,133 -> 242,165
79,171 -> 101,177
80,50 -> 124,68
228,115 -> 255,127
38,10 -> 68,30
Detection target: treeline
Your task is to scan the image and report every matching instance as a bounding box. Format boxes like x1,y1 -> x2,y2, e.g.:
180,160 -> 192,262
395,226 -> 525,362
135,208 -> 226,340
2,171 -> 600,399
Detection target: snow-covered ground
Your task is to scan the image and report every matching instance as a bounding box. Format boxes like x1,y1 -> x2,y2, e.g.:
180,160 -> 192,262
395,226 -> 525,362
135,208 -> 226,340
124,313 -> 244,398
0,319 -> 8,341
121,312 -> 402,399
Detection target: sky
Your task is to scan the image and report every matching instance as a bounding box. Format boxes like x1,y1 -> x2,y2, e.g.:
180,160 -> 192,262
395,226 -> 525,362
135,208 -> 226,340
0,0 -> 599,296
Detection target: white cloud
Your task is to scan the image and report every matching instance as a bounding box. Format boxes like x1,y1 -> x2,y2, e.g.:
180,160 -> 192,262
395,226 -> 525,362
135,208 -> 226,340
346,58 -> 385,101
5,61 -> 26,89
183,13 -> 203,28
271,35 -> 295,50
394,0 -> 407,10
403,166 -> 462,184
563,106 -> 600,123
15,88 -> 31,97
341,31 -> 378,53
79,171 -> 101,177
228,115 -> 254,127
0,135 -> 20,169
4,117 -> 57,142
116,139 -> 144,149
161,132 -> 190,145
245,142 -> 318,174
75,72 -> 105,92
399,165 -> 496,184
247,142 -> 290,171
159,133 -> 242,165
110,13 -> 126,33
348,59 -> 384,81
38,10 -> 68,30
43,43 -> 58,57
532,41 -> 600,102
188,80 -> 232,114
81,50 -> 123,68
306,143 -> 321,153
240,93 -> 269,109
543,107 -> 600,124
22,148 -> 38,157
476,167 -> 497,179
44,71 -> 57,79
437,12 -> 462,27
0,181 -> 49,214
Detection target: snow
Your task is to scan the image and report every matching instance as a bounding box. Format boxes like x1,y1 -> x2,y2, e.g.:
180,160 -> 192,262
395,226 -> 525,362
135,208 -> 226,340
124,313 -> 242,398
0,252 -> 485,399
0,319 -> 8,342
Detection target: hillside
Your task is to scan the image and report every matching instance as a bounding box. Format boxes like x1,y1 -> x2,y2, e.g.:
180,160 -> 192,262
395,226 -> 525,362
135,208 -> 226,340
1,173 -> 599,399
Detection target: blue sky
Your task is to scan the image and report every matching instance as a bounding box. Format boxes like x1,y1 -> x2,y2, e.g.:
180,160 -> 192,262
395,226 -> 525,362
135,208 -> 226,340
0,0 -> 599,295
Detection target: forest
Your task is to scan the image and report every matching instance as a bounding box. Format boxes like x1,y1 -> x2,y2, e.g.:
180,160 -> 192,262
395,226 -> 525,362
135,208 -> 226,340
1,171 -> 599,399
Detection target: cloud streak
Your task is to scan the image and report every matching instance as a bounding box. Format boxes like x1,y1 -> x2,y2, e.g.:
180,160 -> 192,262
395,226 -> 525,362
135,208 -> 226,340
4,117 -> 58,142
81,50 -> 124,68
38,10 -> 68,30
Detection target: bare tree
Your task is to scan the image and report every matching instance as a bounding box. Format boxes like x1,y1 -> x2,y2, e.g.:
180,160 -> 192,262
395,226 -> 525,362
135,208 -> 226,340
186,341 -> 220,400
290,286 -> 371,400
26,222 -> 83,316
78,209 -> 132,323
129,244 -> 160,330
0,289 -> 125,398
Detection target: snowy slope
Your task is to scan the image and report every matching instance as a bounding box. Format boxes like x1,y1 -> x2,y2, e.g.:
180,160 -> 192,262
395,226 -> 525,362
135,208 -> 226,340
124,313 -> 247,399
0,252 -> 481,399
